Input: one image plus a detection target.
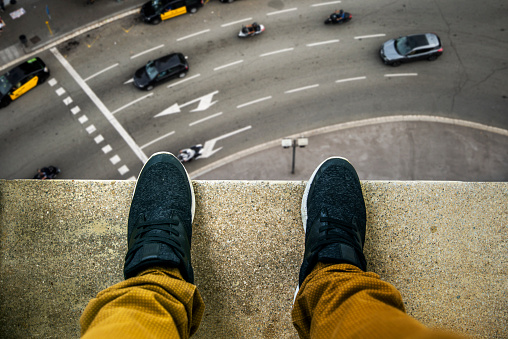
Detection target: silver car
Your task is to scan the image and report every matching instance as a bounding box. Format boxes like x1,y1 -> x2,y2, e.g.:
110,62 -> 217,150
380,33 -> 443,66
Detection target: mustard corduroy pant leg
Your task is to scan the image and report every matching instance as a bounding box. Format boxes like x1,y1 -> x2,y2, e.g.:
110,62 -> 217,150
292,263 -> 460,339
80,267 -> 204,339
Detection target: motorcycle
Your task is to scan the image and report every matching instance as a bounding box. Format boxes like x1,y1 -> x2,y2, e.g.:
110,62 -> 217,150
324,10 -> 352,24
33,166 -> 61,179
177,144 -> 203,163
238,22 -> 265,38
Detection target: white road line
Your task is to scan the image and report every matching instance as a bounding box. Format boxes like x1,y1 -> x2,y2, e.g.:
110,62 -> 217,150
200,125 -> 252,158
84,63 -> 119,82
48,78 -> 57,87
110,155 -> 121,165
130,44 -> 164,60
384,73 -> 418,77
127,176 -> 136,181
237,96 -> 272,108
260,48 -> 294,57
118,165 -> 130,175
177,29 -> 211,41
221,18 -> 252,27
354,34 -> 386,40
167,73 -> 201,88
140,131 -> 175,150
189,112 -> 223,126
267,8 -> 297,16
63,97 -> 73,105
94,135 -> 105,144
102,145 -> 113,154
85,125 -> 97,134
124,78 -> 134,85
56,87 -> 66,96
306,40 -> 339,47
51,47 -> 148,163
214,60 -> 244,71
285,84 -> 319,94
78,115 -> 89,124
112,93 -> 154,115
336,76 -> 367,83
311,1 -> 341,6
71,106 -> 81,115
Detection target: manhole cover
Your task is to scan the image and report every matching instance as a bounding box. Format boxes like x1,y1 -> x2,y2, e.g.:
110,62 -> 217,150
30,36 -> 41,44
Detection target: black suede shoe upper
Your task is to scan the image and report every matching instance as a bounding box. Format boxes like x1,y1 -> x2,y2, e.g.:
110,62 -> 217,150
124,152 -> 195,283
299,157 -> 367,286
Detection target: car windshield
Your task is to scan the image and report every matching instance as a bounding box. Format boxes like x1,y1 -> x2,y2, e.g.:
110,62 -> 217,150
394,37 -> 411,56
0,75 -> 12,95
145,61 -> 158,80
151,0 -> 164,10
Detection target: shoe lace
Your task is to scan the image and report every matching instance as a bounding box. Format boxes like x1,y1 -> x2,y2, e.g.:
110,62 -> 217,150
310,216 -> 362,254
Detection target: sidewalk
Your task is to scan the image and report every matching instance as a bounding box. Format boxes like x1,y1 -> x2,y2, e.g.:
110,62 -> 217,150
0,0 -> 145,70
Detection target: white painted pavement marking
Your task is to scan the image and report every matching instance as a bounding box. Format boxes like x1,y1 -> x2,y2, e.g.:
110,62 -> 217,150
140,131 -> 175,150
260,48 -> 294,57
306,40 -> 339,47
78,115 -> 89,124
311,1 -> 341,6
110,155 -> 121,165
118,165 -> 130,175
56,87 -> 66,96
84,63 -> 119,82
214,60 -> 244,71
130,44 -> 165,60
127,176 -> 136,181
354,34 -> 386,40
267,8 -> 297,16
167,73 -> 201,88
71,106 -> 81,115
177,29 -> 211,41
124,78 -> 134,85
102,145 -> 113,154
285,84 -> 319,94
384,73 -> 418,77
112,93 -> 154,115
237,96 -> 272,109
48,78 -> 57,87
63,96 -> 73,105
189,112 -> 223,126
155,91 -> 219,117
200,125 -> 252,158
51,47 -> 148,163
336,76 -> 367,83
86,125 -> 97,134
221,18 -> 252,27
94,135 -> 105,144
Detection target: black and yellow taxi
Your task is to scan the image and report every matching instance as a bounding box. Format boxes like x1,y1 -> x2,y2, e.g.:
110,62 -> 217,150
0,57 -> 50,108
141,0 -> 204,25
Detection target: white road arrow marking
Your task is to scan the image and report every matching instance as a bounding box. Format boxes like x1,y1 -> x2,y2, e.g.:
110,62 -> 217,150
200,125 -> 252,159
154,91 -> 219,118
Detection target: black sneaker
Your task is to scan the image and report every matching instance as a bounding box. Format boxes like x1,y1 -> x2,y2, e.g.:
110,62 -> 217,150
124,152 -> 195,283
298,157 -> 367,287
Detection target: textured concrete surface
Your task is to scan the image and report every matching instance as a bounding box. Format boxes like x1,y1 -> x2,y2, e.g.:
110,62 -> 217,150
0,180 -> 507,338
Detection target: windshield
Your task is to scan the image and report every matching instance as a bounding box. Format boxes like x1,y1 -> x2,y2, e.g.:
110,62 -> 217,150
145,61 -> 158,80
0,75 -> 12,95
394,37 -> 411,56
151,0 -> 163,10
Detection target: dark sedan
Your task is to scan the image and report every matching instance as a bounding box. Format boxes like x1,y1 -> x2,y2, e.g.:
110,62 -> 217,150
0,57 -> 50,108
133,53 -> 189,90
380,33 -> 443,66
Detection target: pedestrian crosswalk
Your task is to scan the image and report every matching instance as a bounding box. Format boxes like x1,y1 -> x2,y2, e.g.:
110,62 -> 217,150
0,43 -> 22,65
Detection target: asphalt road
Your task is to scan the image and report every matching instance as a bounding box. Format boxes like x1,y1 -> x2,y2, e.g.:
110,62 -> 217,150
1,0 -> 507,179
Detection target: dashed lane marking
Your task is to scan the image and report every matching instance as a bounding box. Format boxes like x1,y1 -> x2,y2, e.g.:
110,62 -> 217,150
71,106 -> 81,115
285,84 -> 319,94
63,96 -> 73,105
130,44 -> 165,60
189,112 -> 223,126
384,73 -> 418,77
124,78 -> 134,85
78,115 -> 89,124
354,34 -> 386,40
48,78 -> 57,87
260,48 -> 294,57
140,131 -> 175,150
85,125 -> 97,134
214,60 -> 244,71
267,8 -> 298,16
110,155 -> 121,165
311,1 -> 341,6
111,93 -> 154,115
177,29 -> 211,41
56,87 -> 66,96
102,145 -> 113,154
237,96 -> 272,109
221,18 -> 252,27
118,165 -> 130,175
84,63 -> 119,82
336,76 -> 367,83
94,135 -> 105,144
167,74 -> 201,88
306,40 -> 339,47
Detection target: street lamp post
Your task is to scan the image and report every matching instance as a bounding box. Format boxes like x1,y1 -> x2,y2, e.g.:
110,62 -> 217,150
282,136 -> 308,174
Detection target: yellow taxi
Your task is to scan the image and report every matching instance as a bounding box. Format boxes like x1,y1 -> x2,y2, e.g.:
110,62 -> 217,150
141,0 -> 204,24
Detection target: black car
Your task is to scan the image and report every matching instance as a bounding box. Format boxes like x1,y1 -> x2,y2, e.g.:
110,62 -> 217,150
133,53 -> 189,90
0,57 -> 50,108
141,0 -> 204,24
380,33 -> 443,66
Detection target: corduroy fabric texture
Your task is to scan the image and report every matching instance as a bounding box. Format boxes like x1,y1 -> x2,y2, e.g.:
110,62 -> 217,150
292,263 -> 462,339
80,267 -> 204,339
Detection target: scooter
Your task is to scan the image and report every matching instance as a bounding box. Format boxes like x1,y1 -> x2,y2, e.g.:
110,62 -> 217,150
324,10 -> 352,24
177,144 -> 203,163
238,22 -> 265,38
33,166 -> 61,179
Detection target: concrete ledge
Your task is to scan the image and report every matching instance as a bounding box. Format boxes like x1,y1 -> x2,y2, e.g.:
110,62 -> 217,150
0,180 -> 506,338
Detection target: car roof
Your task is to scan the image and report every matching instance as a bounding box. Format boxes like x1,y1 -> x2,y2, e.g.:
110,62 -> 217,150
6,57 -> 46,83
154,53 -> 185,71
407,34 -> 441,49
